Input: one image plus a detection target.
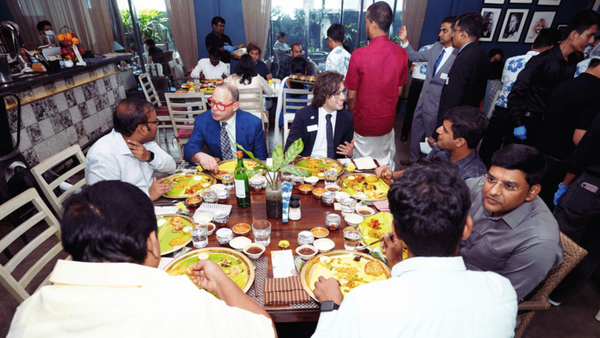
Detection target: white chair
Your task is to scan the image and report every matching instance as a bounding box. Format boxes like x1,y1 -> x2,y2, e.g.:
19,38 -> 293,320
168,59 -> 188,88
0,188 -> 66,303
145,63 -> 163,77
282,87 -> 312,146
30,145 -> 86,217
138,73 -> 171,146
164,92 -> 208,159
238,87 -> 269,153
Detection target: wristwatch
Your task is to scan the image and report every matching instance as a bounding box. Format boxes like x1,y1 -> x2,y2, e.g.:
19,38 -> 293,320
146,151 -> 155,162
320,300 -> 340,312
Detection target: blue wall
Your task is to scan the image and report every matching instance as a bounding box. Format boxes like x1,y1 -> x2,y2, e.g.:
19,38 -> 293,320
0,0 -> 13,22
419,0 -> 594,59
194,0 -> 246,60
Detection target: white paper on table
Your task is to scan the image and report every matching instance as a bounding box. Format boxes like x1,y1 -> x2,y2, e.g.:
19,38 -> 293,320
155,206 -> 179,216
271,250 -> 296,278
338,158 -> 353,166
420,137 -> 433,155
354,157 -> 377,170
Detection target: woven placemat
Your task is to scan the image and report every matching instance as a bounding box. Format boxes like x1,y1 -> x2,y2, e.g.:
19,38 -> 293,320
247,256 -> 268,306
153,197 -> 178,206
290,254 -> 319,309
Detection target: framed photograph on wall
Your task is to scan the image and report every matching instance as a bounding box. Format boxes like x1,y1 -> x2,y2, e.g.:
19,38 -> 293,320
480,8 -> 503,42
484,0 -> 505,4
557,24 -> 569,40
524,11 -> 556,43
498,8 -> 529,43
538,0 -> 561,5
510,0 -> 533,3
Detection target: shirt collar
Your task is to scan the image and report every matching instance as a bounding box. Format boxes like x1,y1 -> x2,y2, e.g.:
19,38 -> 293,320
391,256 -> 467,277
369,35 -> 390,45
113,129 -> 134,155
443,45 -> 455,53
50,260 -> 167,287
222,111 -> 237,128
459,41 -> 473,53
483,195 -> 536,229
526,50 -> 540,57
319,106 -> 337,117
453,149 -> 478,166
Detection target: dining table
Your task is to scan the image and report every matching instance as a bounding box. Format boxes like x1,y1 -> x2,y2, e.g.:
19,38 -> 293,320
154,165 -> 387,323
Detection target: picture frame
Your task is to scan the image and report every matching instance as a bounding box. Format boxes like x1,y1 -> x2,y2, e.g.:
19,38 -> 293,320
510,0 -> 533,3
498,8 -> 529,43
557,24 -> 569,41
480,8 -> 503,42
524,11 -> 556,43
483,0 -> 505,4
537,0 -> 561,5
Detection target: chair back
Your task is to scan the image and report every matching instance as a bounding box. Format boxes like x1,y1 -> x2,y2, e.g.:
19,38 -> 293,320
0,188 -> 64,303
282,86 -> 312,145
161,51 -> 174,76
514,232 -> 588,338
138,73 -> 162,107
164,92 -> 208,159
168,59 -> 188,88
238,87 -> 269,152
146,63 -> 163,77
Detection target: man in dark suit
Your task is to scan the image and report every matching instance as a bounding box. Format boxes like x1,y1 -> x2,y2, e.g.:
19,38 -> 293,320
183,83 -> 268,171
432,12 -> 490,146
285,71 -> 354,158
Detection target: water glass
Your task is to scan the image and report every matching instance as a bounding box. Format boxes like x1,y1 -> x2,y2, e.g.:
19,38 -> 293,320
322,192 -> 335,206
341,197 -> 357,217
250,176 -> 266,191
298,231 -> 315,246
202,190 -> 218,203
343,227 -> 362,251
212,211 -> 230,227
324,169 -> 338,186
216,189 -> 228,203
252,220 -> 272,246
325,214 -> 341,231
216,228 -> 233,244
221,173 -> 235,190
192,222 -> 208,248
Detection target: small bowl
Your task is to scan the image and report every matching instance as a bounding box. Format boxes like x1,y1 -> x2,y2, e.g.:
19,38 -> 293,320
356,206 -> 375,216
313,188 -> 327,199
298,184 -> 314,195
186,196 -> 202,208
233,223 -> 251,236
194,213 -> 213,224
230,236 -> 252,251
206,222 -> 216,236
345,214 -> 364,227
304,176 -> 319,186
311,227 -> 329,238
296,245 -> 318,260
325,185 -> 341,193
243,243 -> 266,259
314,238 -> 335,253
211,183 -> 226,191
335,191 -> 350,203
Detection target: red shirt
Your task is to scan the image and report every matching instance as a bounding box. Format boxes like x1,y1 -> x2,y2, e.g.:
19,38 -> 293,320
345,35 -> 408,137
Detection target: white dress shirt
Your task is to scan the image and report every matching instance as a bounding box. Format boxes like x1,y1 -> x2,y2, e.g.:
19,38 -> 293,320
8,260 -> 274,338
400,41 -> 453,77
85,129 -> 176,196
190,58 -> 230,79
311,107 -> 338,158
312,256 -> 517,338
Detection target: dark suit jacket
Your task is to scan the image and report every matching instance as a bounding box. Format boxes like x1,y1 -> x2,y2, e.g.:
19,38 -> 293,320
183,109 -> 268,162
284,105 -> 354,158
435,41 -> 490,136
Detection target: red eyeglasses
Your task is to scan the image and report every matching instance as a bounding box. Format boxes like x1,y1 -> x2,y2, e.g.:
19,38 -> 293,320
207,97 -> 237,111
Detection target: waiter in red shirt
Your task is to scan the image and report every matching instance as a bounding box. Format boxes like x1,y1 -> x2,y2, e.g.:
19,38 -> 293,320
345,1 -> 408,170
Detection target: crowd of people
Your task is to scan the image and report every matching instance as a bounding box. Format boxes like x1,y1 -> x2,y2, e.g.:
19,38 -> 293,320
8,2 -> 600,337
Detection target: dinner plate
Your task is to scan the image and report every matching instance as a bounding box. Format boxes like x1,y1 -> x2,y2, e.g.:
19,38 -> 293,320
300,250 -> 390,300
358,212 -> 393,251
157,214 -> 194,255
163,247 -> 255,294
210,159 -> 263,180
336,173 -> 391,201
292,157 -> 344,179
162,173 -> 215,198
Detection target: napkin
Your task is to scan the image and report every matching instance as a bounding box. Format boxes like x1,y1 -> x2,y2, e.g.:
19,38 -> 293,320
372,199 -> 390,213
354,157 -> 377,170
264,276 -> 312,305
154,206 -> 179,215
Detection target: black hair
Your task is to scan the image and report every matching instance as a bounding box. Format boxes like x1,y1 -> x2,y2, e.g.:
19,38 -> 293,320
366,2 -> 393,33
442,16 -> 457,26
488,48 -> 504,59
490,144 -> 547,187
212,16 -> 225,26
278,32 -> 286,38
235,54 -> 258,85
389,158 -> 471,257
327,23 -> 345,43
566,9 -> 600,36
489,60 -> 504,80
291,42 -> 302,51
444,106 -> 488,149
37,20 -> 51,32
61,181 -> 156,263
456,12 -> 483,39
291,56 -> 307,75
113,98 -> 154,137
145,39 -> 156,47
589,58 -> 600,68
208,46 -> 222,58
532,28 -> 560,49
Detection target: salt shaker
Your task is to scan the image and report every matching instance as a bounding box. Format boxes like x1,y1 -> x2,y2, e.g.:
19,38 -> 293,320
289,200 -> 301,221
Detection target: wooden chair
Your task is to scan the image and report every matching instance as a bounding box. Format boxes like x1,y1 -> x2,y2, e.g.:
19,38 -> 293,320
164,92 -> 208,159
168,59 -> 189,88
514,232 -> 588,338
238,87 -> 269,153
0,188 -> 66,303
139,72 -> 171,146
282,87 -> 312,146
161,51 -> 174,78
30,145 -> 86,218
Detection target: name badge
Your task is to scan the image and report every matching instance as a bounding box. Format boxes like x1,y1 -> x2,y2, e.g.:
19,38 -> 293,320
445,76 -> 450,85
440,73 -> 448,80
307,124 -> 319,132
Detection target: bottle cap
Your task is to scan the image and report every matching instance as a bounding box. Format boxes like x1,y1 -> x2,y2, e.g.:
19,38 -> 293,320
290,200 -> 300,208
236,150 -> 243,157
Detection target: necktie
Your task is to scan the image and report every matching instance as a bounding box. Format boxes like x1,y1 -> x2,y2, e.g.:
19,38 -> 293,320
220,122 -> 233,160
433,49 -> 446,76
326,114 -> 334,158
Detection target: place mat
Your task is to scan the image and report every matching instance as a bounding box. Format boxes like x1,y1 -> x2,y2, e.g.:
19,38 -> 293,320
264,276 -> 312,306
372,199 -> 390,213
246,256 -> 268,306
153,197 -> 178,206
289,255 -> 319,309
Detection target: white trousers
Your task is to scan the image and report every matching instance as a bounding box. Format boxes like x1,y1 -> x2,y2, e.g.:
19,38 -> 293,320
353,130 -> 396,171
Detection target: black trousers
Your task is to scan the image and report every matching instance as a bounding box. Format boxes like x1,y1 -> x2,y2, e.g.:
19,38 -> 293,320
400,79 -> 424,138
538,154 -> 567,212
479,106 -> 509,165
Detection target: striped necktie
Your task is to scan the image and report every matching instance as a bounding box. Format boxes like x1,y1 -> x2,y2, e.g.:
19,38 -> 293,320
220,121 -> 233,160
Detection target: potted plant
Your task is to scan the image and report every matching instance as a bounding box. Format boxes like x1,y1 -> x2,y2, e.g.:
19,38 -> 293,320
236,139 -> 311,218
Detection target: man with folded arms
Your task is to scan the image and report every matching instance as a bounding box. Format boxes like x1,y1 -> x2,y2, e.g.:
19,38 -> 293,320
460,144 -> 563,300
311,159 -> 517,338
86,98 -> 175,201
7,181 -> 276,337
183,82 -> 268,172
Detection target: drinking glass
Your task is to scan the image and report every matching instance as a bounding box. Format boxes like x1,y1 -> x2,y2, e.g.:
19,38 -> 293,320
343,227 -> 362,251
324,169 -> 338,186
252,220 -> 272,246
192,222 -> 208,248
221,173 -> 235,190
341,197 -> 357,217
202,190 -> 218,203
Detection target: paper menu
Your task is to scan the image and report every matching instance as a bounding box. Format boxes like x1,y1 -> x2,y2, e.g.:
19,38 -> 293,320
271,250 -> 296,278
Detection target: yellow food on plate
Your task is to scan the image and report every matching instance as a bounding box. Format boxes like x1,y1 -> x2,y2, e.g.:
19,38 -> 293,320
364,260 -> 385,277
169,236 -> 187,247
167,265 -> 188,276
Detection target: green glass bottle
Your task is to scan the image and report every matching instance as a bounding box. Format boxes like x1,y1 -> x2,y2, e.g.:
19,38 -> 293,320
234,150 -> 251,208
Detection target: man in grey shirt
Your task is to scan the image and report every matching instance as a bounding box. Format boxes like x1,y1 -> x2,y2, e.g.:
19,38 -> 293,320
460,144 -> 563,300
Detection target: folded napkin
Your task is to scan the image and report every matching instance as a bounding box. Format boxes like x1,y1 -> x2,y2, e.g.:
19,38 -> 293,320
372,199 -> 390,213
264,276 -> 312,305
354,157 -> 377,170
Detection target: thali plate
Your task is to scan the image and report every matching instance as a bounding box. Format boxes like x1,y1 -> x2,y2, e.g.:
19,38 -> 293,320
358,212 -> 394,250
162,172 -> 215,198
157,214 -> 194,255
163,247 -> 255,293
336,173 -> 391,201
292,157 -> 344,179
211,159 -> 263,180
300,250 -> 390,300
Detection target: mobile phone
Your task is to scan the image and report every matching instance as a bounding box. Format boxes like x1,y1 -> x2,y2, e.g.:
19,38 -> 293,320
581,182 -> 599,193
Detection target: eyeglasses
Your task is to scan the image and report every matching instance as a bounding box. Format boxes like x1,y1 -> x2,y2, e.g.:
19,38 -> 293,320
485,175 -> 525,192
207,97 -> 236,111
333,88 -> 348,97
146,120 -> 159,126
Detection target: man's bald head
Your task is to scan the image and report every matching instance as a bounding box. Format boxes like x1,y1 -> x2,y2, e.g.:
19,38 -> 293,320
215,82 -> 239,102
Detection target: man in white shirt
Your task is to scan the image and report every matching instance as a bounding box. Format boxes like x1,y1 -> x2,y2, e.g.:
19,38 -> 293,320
85,98 -> 175,201
190,46 -> 230,80
325,23 -> 351,77
8,181 -> 276,338
311,159 -> 517,338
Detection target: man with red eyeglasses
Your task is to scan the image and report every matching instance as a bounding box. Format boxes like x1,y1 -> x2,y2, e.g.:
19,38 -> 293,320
183,82 -> 268,171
